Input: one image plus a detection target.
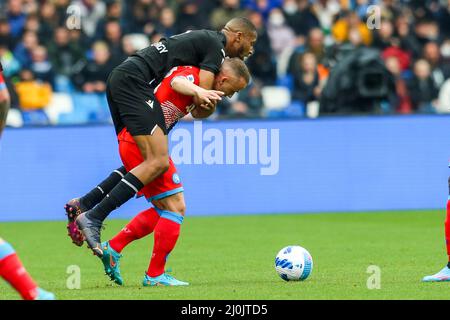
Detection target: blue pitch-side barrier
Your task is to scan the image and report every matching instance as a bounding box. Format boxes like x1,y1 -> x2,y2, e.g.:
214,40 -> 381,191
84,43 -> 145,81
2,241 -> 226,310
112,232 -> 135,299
0,115 -> 449,222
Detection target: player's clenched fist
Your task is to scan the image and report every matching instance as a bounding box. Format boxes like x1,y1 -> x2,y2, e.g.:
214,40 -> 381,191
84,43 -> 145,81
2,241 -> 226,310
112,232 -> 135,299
193,87 -> 224,111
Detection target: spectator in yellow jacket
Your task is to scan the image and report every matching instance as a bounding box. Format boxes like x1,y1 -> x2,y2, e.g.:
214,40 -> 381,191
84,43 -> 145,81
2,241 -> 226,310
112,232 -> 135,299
15,69 -> 52,110
332,11 -> 372,46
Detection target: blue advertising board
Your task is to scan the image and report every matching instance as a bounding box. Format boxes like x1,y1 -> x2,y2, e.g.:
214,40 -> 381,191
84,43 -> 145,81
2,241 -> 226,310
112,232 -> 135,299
0,115 -> 448,222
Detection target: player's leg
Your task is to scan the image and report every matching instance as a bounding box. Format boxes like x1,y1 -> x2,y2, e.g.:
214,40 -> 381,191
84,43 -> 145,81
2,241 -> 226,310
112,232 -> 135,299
98,207 -> 160,285
0,238 -> 55,300
65,166 -> 128,247
76,67 -> 169,257
65,166 -> 128,215
143,191 -> 189,286
77,130 -> 169,256
100,192 -> 186,287
139,156 -> 187,286
105,130 -> 167,257
109,209 -> 161,254
423,175 -> 450,282
101,152 -> 183,285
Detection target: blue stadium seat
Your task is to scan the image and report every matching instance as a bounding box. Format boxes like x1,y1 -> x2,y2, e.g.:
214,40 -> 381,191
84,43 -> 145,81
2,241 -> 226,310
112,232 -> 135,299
265,100 -> 305,119
71,92 -> 101,112
90,93 -> 111,123
60,92 -> 111,124
276,74 -> 294,92
21,109 -> 50,126
284,100 -> 305,118
54,75 -> 75,93
57,108 -> 90,124
266,109 -> 288,118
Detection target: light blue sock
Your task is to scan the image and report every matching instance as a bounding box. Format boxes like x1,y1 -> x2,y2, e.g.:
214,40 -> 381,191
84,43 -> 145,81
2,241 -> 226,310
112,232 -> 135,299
0,240 -> 16,260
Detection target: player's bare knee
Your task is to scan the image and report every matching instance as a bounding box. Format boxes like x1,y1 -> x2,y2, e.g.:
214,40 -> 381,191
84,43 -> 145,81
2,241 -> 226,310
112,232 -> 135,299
174,201 -> 186,216
170,193 -> 186,216
155,202 -> 186,216
172,193 -> 186,215
153,193 -> 186,216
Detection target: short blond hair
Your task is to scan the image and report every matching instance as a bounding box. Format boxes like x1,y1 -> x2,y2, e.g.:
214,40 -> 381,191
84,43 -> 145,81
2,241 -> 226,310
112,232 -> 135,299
222,57 -> 251,84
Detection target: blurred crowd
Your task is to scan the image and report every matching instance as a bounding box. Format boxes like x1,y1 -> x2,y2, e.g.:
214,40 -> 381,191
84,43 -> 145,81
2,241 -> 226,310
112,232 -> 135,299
1,0 -> 450,122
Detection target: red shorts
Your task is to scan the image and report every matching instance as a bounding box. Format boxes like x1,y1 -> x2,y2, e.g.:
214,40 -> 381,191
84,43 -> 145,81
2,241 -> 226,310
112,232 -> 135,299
117,128 -> 183,202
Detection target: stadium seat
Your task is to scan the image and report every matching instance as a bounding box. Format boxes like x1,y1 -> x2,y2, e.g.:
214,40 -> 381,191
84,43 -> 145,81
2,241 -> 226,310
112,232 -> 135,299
56,93 -> 94,125
57,92 -> 111,125
57,109 -> 90,125
89,93 -> 112,123
71,92 -> 101,112
5,108 -> 24,127
266,109 -> 288,118
21,109 -> 50,126
54,75 -> 75,93
261,86 -> 291,110
44,93 -> 74,124
284,100 -> 305,118
265,101 -> 305,119
276,74 -> 294,92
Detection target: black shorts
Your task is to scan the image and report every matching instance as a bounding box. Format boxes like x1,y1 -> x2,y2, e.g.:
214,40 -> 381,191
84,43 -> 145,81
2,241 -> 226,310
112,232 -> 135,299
106,57 -> 167,137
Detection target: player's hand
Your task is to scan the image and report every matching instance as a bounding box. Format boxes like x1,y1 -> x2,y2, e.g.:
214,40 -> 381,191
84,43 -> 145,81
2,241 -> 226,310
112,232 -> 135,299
194,88 -> 224,111
199,99 -> 218,111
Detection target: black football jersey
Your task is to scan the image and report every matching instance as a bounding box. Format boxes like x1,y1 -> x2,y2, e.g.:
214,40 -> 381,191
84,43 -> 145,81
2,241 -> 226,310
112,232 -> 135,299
132,30 -> 226,83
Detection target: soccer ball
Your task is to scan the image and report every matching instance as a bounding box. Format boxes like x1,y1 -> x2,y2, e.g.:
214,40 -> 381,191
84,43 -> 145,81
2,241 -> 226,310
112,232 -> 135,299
275,245 -> 313,281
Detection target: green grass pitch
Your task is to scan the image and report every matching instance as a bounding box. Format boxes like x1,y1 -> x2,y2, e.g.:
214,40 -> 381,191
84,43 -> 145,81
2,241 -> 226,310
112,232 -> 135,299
1,210 -> 449,300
